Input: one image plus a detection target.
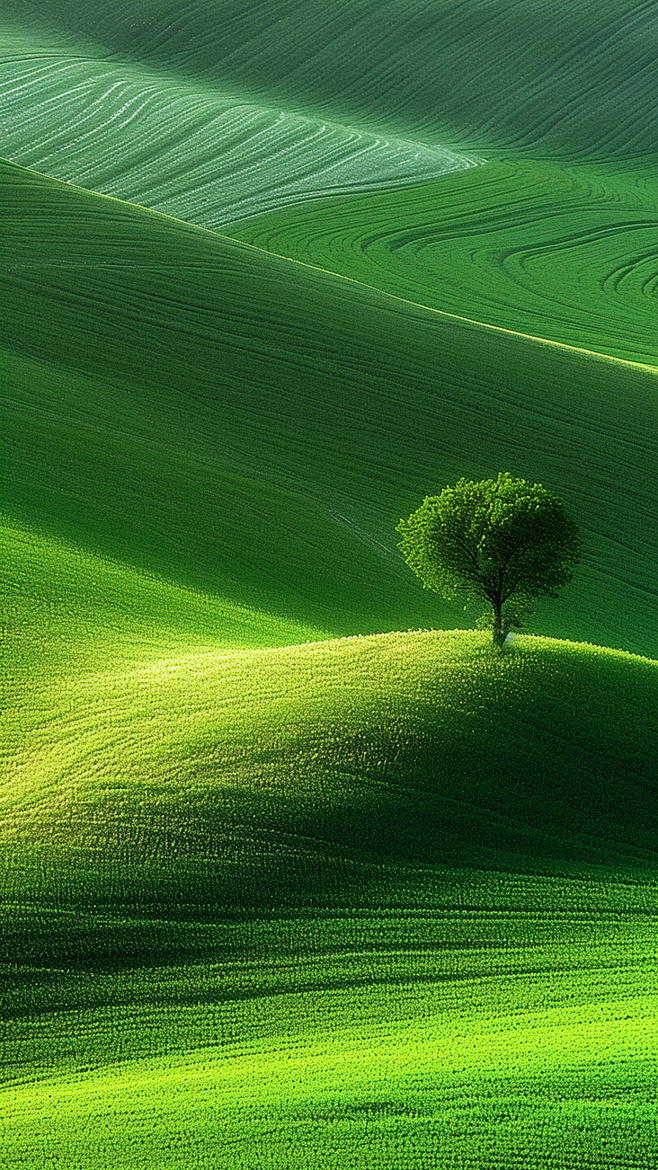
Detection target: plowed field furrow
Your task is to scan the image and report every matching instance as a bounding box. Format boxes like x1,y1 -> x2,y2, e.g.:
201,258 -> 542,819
0,55 -> 477,227
231,159 -> 657,366
5,0 -> 655,157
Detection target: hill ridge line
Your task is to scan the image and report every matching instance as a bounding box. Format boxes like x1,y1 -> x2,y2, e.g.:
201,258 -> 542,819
6,159 -> 657,376
68,631 -> 658,675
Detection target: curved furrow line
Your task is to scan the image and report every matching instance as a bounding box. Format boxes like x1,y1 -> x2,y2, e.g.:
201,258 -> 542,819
640,271 -> 658,299
231,159 -> 657,366
3,0 -> 655,159
0,53 -> 478,227
601,254 -> 658,298
488,228 -> 658,323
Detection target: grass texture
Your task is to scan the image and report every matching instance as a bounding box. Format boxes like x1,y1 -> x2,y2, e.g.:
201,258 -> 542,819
2,630 -> 657,1168
1,516 -> 323,692
2,3 -> 657,1166
2,160 -> 657,656
230,158 -> 658,367
4,0 -> 656,158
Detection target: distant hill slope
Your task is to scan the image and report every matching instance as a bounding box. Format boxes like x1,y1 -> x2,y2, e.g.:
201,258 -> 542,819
2,160 -> 656,655
3,7 -> 654,367
4,0 -> 656,157
230,158 -> 658,367
0,31 -> 477,226
2,630 -> 656,1167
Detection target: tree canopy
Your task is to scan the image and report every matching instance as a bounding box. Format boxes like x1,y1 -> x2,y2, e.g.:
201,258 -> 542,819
397,472 -> 581,643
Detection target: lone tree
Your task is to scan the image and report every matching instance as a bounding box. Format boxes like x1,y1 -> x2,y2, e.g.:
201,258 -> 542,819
397,472 -> 581,645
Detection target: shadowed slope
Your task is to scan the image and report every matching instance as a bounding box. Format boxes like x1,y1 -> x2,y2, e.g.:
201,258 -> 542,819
2,160 -> 657,655
5,0 -> 656,158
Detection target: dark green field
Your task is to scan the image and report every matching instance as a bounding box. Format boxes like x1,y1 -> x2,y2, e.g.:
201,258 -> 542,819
1,2 -> 656,1167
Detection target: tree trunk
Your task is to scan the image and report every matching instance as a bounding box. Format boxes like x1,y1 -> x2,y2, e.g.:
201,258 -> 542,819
492,598 -> 504,646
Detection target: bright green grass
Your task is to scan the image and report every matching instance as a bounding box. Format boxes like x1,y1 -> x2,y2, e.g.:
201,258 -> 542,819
1,516 -> 323,688
2,631 -> 657,1167
4,632 -> 657,894
4,0 -> 656,158
230,157 -> 658,367
0,36 -> 476,228
2,992 -> 654,1168
2,160 -> 657,656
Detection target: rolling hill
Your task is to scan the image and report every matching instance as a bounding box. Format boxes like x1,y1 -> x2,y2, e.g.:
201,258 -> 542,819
3,5 -> 654,367
0,31 -> 477,228
2,3 -> 657,1168
2,630 -> 656,1167
4,0 -> 656,158
3,160 -> 656,657
230,158 -> 658,367
3,2 -> 655,369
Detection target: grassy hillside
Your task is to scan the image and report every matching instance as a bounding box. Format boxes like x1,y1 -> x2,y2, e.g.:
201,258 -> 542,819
2,630 -> 657,1167
4,0 -> 656,157
1,516 -> 323,694
230,158 -> 658,366
2,160 -> 656,656
2,4 -> 657,1165
0,33 -> 476,227
5,632 -> 657,906
3,6 -> 654,368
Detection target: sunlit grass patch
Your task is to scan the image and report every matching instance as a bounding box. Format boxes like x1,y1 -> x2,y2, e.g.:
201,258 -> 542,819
2,975 -> 655,1168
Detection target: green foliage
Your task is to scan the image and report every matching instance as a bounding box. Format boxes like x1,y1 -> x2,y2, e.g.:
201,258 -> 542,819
397,473 -> 581,641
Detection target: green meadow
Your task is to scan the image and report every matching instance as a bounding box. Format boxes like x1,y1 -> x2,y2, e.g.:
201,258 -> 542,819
1,2 -> 657,1167
230,158 -> 658,367
3,631 -> 657,1167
